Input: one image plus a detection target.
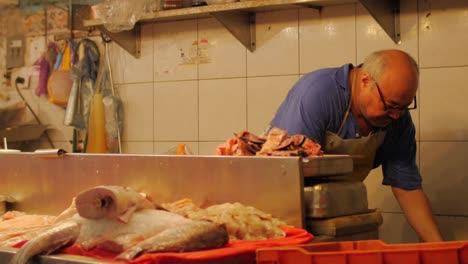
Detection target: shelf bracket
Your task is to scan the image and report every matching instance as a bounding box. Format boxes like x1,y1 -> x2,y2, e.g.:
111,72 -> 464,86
210,11 -> 256,52
95,23 -> 141,58
359,0 -> 400,44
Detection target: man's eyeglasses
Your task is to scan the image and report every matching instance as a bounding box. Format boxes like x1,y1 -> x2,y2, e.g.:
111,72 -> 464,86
373,78 -> 417,112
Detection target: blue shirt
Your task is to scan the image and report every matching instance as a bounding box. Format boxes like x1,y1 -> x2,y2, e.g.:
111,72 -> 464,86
271,64 -> 421,190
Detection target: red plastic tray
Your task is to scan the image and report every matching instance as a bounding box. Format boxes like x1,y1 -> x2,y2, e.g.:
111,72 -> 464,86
256,240 -> 468,264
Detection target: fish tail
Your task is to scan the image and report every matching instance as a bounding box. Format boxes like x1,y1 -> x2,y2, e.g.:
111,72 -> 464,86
9,220 -> 80,264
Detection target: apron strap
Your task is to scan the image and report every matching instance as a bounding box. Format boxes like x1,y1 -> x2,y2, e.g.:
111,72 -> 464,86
337,69 -> 357,135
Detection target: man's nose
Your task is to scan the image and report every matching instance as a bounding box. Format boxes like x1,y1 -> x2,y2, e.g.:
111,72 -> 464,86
388,110 -> 404,120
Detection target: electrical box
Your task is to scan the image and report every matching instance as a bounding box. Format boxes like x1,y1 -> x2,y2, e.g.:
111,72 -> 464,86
6,37 -> 24,69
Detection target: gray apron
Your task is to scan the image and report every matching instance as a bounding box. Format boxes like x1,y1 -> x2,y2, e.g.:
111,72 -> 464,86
323,71 -> 386,182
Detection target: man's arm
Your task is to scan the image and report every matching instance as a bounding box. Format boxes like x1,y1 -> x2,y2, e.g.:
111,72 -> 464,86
391,187 -> 443,242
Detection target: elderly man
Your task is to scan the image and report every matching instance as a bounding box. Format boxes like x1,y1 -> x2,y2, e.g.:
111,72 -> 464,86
270,49 -> 442,242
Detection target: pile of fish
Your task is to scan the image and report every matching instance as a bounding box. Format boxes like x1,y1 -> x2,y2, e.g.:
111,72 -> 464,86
162,199 -> 287,241
216,127 -> 324,157
6,186 -> 229,264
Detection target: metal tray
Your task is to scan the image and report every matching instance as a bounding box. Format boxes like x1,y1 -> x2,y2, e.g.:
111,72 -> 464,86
304,181 -> 368,218
301,155 -> 353,178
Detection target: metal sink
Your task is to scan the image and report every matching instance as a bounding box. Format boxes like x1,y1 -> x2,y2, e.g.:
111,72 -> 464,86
0,124 -> 46,142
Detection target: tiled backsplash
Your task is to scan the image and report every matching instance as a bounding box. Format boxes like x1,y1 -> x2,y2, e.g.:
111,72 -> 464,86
8,0 -> 468,243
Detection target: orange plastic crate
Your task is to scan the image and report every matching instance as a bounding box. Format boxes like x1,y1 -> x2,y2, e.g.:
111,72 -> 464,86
256,240 -> 468,264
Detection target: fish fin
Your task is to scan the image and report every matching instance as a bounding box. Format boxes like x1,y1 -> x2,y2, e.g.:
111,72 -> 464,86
116,221 -> 228,261
117,206 -> 136,223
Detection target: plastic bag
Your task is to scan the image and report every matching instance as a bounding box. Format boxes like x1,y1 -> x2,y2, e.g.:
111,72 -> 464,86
164,144 -> 193,155
92,0 -> 157,32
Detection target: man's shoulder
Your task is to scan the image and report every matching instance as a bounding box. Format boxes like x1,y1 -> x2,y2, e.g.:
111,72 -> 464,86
294,68 -> 337,92
298,64 -> 350,90
302,66 -> 341,81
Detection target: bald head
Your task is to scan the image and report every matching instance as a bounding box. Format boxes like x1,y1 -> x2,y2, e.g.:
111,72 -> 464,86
361,49 -> 419,101
362,49 -> 419,80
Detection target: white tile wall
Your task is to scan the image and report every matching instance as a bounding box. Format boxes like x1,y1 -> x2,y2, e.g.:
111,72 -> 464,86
247,9 -> 299,76
435,215 -> 468,241
153,20 -> 198,81
154,81 -> 198,141
122,24 -> 154,84
418,0 -> 468,68
379,213 -> 420,243
198,18 -> 247,79
247,75 -> 298,135
123,141 -> 154,154
117,83 -> 154,141
108,41 -> 126,85
199,141 -> 224,156
299,4 -> 356,73
364,167 -> 402,213
420,67 -> 468,141
356,0 -> 418,64
420,142 -> 468,215
199,78 -> 247,141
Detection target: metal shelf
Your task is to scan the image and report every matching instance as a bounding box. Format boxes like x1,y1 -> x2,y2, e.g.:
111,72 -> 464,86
88,0 -> 400,58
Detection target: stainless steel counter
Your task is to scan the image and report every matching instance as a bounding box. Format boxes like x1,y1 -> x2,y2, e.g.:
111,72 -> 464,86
0,247 -> 114,264
0,152 -> 352,264
0,153 -> 352,228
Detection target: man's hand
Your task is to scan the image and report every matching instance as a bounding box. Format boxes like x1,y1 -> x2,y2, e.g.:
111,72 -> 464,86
391,187 -> 443,242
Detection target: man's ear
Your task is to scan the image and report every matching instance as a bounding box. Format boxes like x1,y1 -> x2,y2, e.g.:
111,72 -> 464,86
360,72 -> 372,88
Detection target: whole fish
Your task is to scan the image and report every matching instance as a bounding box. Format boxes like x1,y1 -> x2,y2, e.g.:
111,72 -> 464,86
9,209 -> 228,264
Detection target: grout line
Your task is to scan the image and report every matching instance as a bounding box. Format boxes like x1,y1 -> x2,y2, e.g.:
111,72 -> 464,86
433,213 -> 468,218
197,17 -> 201,152
379,211 -> 405,215
418,140 -> 468,142
420,65 -> 468,69
378,211 -> 468,218
354,2 -> 357,65
245,75 -> 248,130
126,140 -> 202,143
118,74 -> 305,85
153,82 -> 156,151
245,13 -> 250,132
152,23 -> 156,152
297,8 -> 301,77
245,14 -> 249,79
